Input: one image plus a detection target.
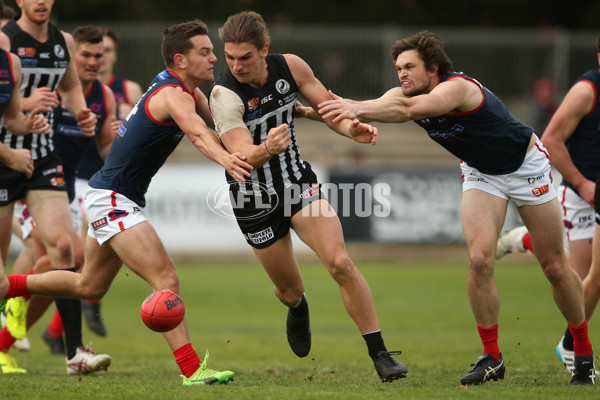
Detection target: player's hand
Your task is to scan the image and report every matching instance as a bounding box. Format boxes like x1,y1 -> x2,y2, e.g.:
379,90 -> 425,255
264,123 -> 290,155
5,148 -> 33,178
294,100 -> 311,119
223,152 -> 253,182
117,100 -> 134,121
577,179 -> 595,208
318,90 -> 359,122
26,87 -> 60,110
25,106 -> 51,134
348,119 -> 378,145
76,108 -> 97,137
109,116 -> 122,136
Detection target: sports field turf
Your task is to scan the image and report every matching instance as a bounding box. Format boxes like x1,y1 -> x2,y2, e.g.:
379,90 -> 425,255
2,256 -> 599,399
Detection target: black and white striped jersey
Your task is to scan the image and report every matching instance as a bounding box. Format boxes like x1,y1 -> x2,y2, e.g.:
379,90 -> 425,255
1,20 -> 69,160
210,54 -> 308,195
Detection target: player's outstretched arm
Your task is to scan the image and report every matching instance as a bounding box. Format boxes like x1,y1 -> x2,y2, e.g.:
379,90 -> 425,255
160,86 -> 253,182
286,54 -> 377,144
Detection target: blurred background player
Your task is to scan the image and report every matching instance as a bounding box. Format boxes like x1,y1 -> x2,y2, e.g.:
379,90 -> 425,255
0,0 -> 52,372
98,27 -> 142,119
0,0 -> 110,375
71,27 -> 142,336
496,36 -> 600,374
1,25 -> 119,358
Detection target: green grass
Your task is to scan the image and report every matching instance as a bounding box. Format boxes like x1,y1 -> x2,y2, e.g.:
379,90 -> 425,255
3,258 -> 600,399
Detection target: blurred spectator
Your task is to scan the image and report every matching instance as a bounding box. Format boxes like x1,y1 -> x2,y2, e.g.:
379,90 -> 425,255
528,77 -> 558,134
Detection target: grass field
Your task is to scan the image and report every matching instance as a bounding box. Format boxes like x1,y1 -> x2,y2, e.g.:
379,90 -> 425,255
2,256 -> 600,399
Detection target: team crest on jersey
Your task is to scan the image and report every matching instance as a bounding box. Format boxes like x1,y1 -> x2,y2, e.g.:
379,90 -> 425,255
276,79 -> 290,94
89,103 -> 102,113
0,69 -> 9,79
247,98 -> 259,111
54,44 -> 65,59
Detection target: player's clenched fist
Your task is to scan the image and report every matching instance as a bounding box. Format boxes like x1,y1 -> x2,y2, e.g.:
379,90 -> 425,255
264,123 -> 290,155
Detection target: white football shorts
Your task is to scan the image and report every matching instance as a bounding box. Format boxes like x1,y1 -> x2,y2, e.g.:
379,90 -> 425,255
557,185 -> 594,241
85,188 -> 147,245
461,138 -> 556,207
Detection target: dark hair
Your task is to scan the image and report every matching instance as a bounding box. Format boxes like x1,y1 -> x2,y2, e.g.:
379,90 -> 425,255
390,31 -> 453,76
72,25 -> 104,46
101,27 -> 119,46
1,2 -> 16,21
161,20 -> 208,68
218,11 -> 270,50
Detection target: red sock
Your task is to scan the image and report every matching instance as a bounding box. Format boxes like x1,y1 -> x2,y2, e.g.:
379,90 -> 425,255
478,324 -> 501,360
0,327 -> 17,352
5,275 -> 29,299
569,320 -> 593,357
523,233 -> 534,254
22,267 -> 34,300
173,343 -> 201,378
47,308 -> 64,338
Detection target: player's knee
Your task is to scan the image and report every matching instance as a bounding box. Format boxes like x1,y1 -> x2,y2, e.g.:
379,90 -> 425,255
158,268 -> 180,293
79,282 -> 108,301
50,234 -> 74,264
541,261 -> 569,284
468,251 -> 494,277
326,253 -> 355,283
274,285 -> 305,307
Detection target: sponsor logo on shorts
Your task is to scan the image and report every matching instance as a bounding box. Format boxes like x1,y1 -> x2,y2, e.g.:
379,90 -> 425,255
299,183 -> 320,199
91,217 -> 108,230
244,227 -> 274,245
0,189 -> 7,201
50,177 -> 64,186
527,173 -> 545,184
108,209 -> 129,221
532,184 -> 550,197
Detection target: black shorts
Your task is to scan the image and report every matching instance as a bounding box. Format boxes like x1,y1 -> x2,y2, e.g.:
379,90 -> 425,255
232,169 -> 324,249
0,153 -> 66,206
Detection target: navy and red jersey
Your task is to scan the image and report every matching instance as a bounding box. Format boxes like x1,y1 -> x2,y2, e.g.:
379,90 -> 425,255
0,50 -> 15,118
89,70 -> 190,207
53,79 -> 109,202
107,74 -> 130,105
562,68 -> 600,192
414,72 -> 533,175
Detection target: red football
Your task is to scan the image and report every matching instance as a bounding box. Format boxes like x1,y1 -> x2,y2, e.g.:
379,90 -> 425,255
140,289 -> 185,332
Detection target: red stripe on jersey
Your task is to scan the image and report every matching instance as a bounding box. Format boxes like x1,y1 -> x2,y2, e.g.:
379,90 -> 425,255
111,191 -> 117,207
118,221 -> 125,231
